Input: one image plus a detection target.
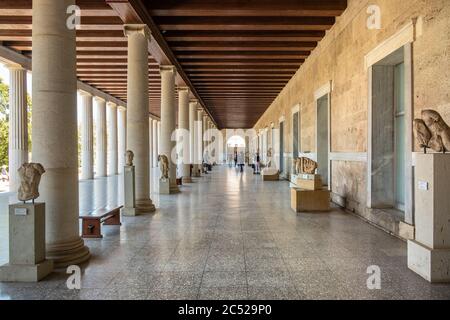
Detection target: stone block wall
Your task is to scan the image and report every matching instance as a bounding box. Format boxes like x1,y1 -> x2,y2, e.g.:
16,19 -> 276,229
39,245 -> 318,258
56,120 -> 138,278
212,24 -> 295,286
253,0 -> 450,237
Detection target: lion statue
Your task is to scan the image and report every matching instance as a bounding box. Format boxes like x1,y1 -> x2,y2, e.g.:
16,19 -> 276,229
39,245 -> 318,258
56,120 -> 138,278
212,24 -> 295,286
293,157 -> 317,175
158,154 -> 169,180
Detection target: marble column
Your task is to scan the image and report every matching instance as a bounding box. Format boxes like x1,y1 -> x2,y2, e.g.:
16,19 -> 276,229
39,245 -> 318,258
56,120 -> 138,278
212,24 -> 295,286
107,102 -> 118,176
80,92 -> 94,180
94,97 -> 107,177
7,65 -> 28,191
117,107 -> 126,174
189,100 -> 198,177
124,24 -> 155,213
149,118 -> 153,168
157,121 -> 161,159
152,119 -> 158,167
178,87 -> 191,183
32,0 -> 89,267
197,110 -> 204,174
160,65 -> 179,193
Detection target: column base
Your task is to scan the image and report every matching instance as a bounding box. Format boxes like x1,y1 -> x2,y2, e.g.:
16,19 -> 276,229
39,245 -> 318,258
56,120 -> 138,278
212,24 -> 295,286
408,240 -> 450,283
0,259 -> 53,282
122,207 -> 137,217
182,176 -> 193,183
136,199 -> 156,214
46,237 -> 90,269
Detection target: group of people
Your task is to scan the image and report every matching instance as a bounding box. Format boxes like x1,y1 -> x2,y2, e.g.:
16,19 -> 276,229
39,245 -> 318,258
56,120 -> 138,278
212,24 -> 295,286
228,149 -> 262,174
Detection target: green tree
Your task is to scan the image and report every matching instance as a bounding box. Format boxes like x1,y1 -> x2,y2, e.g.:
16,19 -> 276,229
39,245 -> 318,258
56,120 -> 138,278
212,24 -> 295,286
0,78 -> 9,168
0,77 -> 32,169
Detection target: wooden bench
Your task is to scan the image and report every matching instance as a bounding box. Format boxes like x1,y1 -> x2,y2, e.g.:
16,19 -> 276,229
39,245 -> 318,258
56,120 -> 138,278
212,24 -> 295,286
79,205 -> 123,239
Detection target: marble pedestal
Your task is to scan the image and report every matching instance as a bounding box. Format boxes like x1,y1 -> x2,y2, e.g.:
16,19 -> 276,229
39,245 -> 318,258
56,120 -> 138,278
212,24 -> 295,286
408,153 -> 450,282
0,203 -> 53,282
291,188 -> 330,212
159,179 -> 170,194
122,165 -> 137,216
262,168 -> 279,181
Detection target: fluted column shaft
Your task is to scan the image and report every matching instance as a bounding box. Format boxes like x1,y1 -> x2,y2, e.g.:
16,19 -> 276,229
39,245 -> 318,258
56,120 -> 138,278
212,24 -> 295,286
80,92 -> 94,180
178,87 -> 191,183
124,24 -> 155,213
149,118 -> 153,168
32,0 -> 89,267
160,66 -> 179,193
95,97 -> 107,177
8,66 -> 28,191
107,102 -> 118,175
189,101 -> 198,176
117,107 -> 126,173
152,119 -> 158,167
197,110 -> 204,171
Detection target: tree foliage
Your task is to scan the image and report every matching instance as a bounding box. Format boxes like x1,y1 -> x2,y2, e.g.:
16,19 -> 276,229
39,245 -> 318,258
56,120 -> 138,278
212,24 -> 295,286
0,77 -> 32,169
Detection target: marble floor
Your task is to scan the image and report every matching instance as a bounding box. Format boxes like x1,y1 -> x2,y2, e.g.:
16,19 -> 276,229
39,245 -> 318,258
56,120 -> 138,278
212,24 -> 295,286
1,165 -> 450,300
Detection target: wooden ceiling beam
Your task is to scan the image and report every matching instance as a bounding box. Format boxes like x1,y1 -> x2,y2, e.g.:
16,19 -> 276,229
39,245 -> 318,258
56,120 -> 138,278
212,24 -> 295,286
146,0 -> 346,17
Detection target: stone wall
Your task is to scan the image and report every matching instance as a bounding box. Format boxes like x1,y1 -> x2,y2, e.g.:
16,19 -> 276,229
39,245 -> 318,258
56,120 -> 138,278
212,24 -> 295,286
253,0 -> 450,236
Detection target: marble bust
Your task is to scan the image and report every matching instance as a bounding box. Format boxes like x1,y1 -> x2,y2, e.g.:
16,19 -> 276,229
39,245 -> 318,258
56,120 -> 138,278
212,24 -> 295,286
17,163 -> 45,203
125,150 -> 134,166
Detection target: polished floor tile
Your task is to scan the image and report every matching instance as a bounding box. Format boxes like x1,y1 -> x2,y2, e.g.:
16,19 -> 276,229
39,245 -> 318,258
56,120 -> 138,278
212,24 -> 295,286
1,166 -> 450,300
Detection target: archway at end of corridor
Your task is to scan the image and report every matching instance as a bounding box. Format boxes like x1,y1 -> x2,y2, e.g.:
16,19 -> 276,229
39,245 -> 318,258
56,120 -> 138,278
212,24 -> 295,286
226,135 -> 246,167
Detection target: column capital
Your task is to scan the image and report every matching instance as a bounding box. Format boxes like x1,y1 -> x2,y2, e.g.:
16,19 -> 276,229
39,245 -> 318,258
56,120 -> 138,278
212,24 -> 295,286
94,96 -> 106,103
160,65 -> 177,76
189,99 -> 198,105
79,90 -> 92,97
107,101 -> 117,108
5,62 -> 26,71
178,86 -> 189,93
123,24 -> 151,39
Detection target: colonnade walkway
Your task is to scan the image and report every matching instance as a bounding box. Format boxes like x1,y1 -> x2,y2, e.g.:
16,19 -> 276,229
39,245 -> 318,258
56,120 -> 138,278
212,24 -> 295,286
1,166 -> 450,300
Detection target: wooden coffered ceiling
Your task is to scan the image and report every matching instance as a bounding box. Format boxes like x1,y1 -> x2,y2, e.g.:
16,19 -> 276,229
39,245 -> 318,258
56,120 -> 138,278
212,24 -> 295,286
145,0 -> 347,128
0,0 -> 347,128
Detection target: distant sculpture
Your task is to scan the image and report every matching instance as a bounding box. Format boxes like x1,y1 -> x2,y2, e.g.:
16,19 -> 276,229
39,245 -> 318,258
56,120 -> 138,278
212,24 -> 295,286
294,157 -> 317,175
125,150 -> 134,166
414,110 -> 450,153
158,154 -> 169,180
266,148 -> 273,168
17,163 -> 45,203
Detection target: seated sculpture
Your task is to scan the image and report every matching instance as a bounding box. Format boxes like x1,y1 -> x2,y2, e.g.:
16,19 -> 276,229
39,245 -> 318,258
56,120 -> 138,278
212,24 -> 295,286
414,109 -> 450,153
158,154 -> 169,180
18,163 -> 45,203
293,157 -> 317,175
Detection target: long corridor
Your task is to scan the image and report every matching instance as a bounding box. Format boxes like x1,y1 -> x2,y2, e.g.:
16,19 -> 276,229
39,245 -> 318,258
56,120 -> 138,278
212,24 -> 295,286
1,166 -> 450,300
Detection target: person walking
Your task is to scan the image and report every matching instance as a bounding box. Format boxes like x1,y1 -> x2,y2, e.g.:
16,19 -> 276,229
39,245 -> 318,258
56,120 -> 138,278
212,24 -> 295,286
237,151 -> 245,173
254,151 -> 261,174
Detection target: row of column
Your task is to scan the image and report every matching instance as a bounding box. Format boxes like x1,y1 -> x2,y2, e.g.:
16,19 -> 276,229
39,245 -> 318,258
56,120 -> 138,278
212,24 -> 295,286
79,92 -> 126,180
10,1 -> 216,267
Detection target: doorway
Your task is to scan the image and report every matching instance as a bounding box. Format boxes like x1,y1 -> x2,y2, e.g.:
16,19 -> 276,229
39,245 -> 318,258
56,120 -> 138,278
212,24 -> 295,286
279,121 -> 284,173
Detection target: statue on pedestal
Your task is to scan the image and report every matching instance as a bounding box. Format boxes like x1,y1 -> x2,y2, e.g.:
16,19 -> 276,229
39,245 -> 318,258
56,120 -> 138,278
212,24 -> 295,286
158,154 -> 169,180
17,163 -> 45,203
414,110 -> 450,153
293,157 -> 317,175
125,150 -> 134,166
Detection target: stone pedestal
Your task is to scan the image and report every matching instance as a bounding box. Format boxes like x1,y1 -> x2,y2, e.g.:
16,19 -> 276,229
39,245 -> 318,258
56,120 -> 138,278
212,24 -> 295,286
122,166 -> 137,216
159,179 -> 170,195
262,168 -> 279,181
408,153 -> 450,282
0,203 -> 53,282
296,174 -> 323,190
291,188 -> 330,212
